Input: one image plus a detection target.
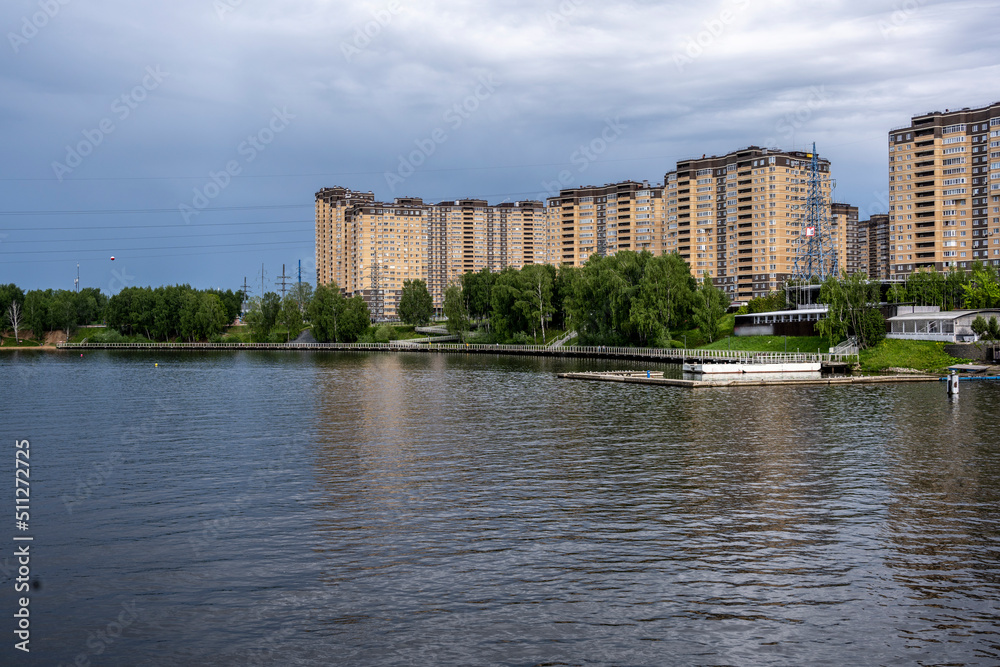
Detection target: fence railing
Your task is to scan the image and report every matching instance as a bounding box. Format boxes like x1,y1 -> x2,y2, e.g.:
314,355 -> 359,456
56,341 -> 858,363
830,336 -> 859,356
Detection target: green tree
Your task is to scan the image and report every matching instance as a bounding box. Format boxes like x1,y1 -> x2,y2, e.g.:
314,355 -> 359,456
197,293 -> 229,340
971,315 -> 989,339
691,271 -> 728,343
962,263 -> 1000,309
23,291 -> 48,341
628,253 -> 694,346
518,264 -> 554,343
886,282 -> 908,304
746,290 -> 787,314
0,283 -> 25,333
818,272 -> 885,349
462,268 -> 495,325
260,292 -> 281,334
290,282 -> 313,314
278,294 -> 304,342
443,284 -> 470,340
309,284 -> 371,343
178,291 -> 201,342
397,279 -> 433,326
50,290 -> 78,337
340,295 -> 372,342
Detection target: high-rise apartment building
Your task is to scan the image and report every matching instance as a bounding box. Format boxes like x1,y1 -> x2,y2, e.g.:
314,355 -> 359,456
664,147 -> 835,303
866,214 -> 891,280
888,102 -> 1000,277
315,148 -> 855,316
315,188 -> 546,317
548,181 -> 665,266
832,203 -> 863,276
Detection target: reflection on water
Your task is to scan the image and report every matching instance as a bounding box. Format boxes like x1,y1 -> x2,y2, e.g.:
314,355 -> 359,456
1,351 -> 998,665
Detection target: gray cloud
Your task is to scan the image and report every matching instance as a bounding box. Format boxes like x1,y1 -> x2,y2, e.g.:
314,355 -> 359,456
1,0 -> 997,290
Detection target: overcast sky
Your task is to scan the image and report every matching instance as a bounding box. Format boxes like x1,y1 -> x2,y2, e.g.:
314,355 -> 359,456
1,0 -> 998,294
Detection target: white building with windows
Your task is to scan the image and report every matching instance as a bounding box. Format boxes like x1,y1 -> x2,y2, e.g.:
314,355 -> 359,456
886,306 -> 1000,342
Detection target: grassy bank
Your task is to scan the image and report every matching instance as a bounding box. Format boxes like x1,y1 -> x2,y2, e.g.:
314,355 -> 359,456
859,339 -> 971,373
698,335 -> 833,354
0,336 -> 41,347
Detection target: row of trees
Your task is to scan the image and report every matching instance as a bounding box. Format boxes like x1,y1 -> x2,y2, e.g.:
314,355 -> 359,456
886,262 -> 1000,311
1,284 -> 107,342
105,286 -> 244,342
438,252 -> 731,346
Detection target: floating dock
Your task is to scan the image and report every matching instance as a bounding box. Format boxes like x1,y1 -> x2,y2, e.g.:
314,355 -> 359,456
558,370 -> 941,389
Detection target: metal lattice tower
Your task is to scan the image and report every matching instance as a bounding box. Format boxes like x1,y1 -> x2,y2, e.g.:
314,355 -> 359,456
791,143 -> 838,283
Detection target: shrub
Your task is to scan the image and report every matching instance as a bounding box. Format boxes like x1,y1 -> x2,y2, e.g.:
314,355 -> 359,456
858,309 -> 886,348
91,329 -> 126,344
373,324 -> 399,343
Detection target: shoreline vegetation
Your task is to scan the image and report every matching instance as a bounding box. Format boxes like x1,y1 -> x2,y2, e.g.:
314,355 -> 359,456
1,325 -> 981,374
6,258 -> 1000,372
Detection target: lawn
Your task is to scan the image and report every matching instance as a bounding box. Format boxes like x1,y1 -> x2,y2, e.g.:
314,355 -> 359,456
859,339 -> 972,373
698,335 -> 835,354
0,336 -> 41,347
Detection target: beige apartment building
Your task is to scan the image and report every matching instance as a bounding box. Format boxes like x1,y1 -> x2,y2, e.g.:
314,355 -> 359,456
888,102 -> 1000,277
832,203 -> 861,276
866,214 -> 891,280
315,187 -> 546,317
316,147 -> 865,316
546,180 -> 665,267
663,147 -> 836,304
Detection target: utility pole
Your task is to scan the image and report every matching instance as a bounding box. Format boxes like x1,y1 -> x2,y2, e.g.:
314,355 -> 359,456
276,263 -> 292,299
260,263 -> 266,298
240,276 -> 251,315
75,262 -> 80,292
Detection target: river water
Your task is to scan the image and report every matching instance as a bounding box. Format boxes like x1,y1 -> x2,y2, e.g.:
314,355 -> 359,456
1,351 -> 998,666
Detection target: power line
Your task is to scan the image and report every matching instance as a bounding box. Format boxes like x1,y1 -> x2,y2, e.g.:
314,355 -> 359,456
0,204 -> 310,216
0,239 -> 310,256
0,243 -> 314,265
0,229 -> 312,245
0,219 -> 312,231
0,156 -> 676,183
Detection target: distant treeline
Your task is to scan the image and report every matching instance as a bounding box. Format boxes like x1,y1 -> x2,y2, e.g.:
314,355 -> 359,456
105,286 -> 244,341
0,284 -> 107,339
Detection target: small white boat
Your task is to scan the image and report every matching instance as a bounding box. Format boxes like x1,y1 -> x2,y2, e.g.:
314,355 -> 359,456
683,362 -> 822,374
